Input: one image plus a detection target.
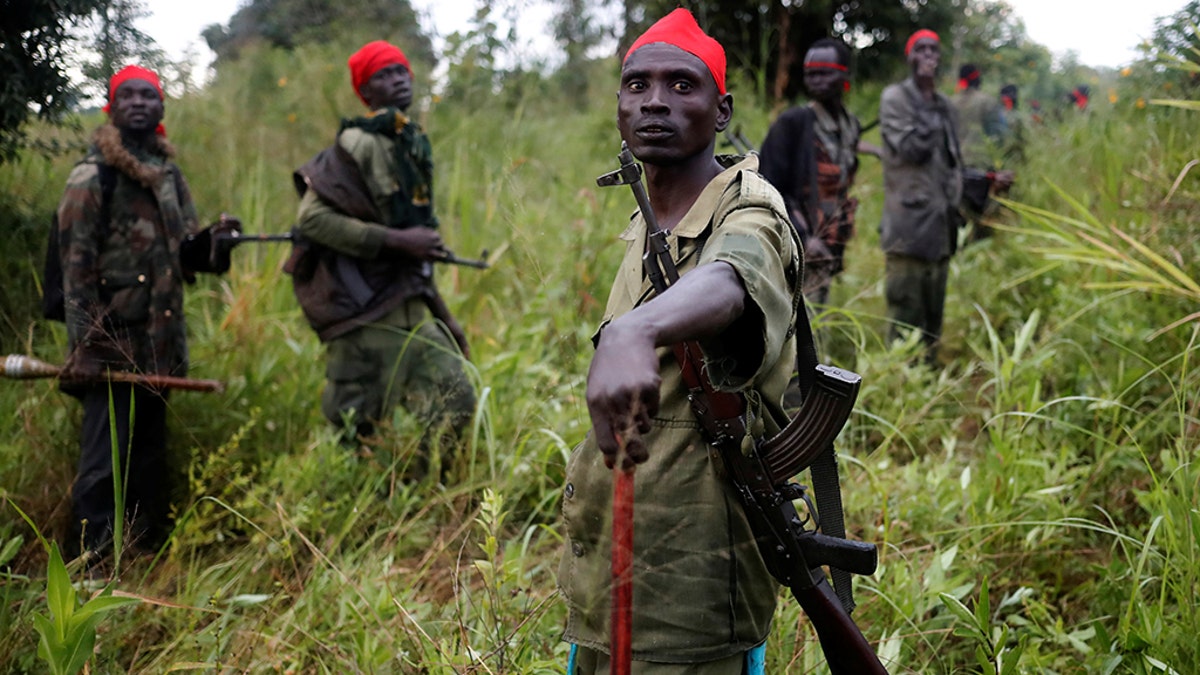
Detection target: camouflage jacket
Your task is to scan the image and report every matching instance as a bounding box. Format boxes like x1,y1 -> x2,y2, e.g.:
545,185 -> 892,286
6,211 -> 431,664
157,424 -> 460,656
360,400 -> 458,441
810,100 -> 861,257
57,125 -> 200,377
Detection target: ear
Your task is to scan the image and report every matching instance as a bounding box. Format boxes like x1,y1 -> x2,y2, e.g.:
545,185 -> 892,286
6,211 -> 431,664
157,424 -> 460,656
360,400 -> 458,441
715,93 -> 733,133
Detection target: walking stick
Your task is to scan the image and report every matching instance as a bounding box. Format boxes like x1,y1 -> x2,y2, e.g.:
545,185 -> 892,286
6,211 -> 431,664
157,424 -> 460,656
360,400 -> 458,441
610,427 -> 636,675
2,354 -> 224,393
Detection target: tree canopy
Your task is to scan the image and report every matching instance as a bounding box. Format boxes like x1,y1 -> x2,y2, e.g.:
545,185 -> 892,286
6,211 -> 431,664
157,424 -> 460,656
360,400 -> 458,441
202,0 -> 435,67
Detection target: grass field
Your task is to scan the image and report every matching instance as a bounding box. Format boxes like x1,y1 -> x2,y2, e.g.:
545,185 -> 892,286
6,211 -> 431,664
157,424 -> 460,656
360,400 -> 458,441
1,40 -> 1198,674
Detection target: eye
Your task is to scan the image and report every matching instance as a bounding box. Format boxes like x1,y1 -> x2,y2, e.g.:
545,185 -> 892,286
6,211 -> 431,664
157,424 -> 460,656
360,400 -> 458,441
671,80 -> 693,93
626,80 -> 646,92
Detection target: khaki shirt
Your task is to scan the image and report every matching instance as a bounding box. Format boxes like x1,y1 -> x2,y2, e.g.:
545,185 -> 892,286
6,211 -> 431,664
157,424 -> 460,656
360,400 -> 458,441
559,155 -> 801,663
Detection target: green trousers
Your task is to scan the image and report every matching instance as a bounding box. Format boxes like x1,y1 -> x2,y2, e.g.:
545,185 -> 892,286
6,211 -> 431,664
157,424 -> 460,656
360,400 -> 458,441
569,644 -> 759,675
321,300 -> 475,443
884,253 -> 949,361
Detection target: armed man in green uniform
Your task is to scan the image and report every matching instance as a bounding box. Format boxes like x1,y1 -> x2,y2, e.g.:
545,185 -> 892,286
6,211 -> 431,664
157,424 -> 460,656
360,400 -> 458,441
290,41 -> 475,467
952,64 -> 1014,241
57,65 -> 240,560
878,30 -> 965,365
559,9 -> 801,673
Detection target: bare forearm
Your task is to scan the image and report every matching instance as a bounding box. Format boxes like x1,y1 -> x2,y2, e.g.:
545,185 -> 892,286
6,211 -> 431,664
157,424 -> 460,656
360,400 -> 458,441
605,262 -> 745,348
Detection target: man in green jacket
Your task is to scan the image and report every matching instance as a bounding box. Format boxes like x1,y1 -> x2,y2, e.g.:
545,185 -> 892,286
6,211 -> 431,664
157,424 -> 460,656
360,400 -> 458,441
878,29 -> 964,364
291,41 -> 475,470
57,65 -> 239,559
953,64 -> 1014,241
559,9 -> 800,673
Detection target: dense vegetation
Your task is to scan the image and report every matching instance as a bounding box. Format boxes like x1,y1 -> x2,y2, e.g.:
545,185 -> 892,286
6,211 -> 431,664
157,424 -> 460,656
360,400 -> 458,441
2,12 -> 1199,675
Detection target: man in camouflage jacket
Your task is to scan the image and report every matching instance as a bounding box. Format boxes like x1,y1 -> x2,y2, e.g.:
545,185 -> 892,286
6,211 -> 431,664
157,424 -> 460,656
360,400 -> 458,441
57,65 -> 238,558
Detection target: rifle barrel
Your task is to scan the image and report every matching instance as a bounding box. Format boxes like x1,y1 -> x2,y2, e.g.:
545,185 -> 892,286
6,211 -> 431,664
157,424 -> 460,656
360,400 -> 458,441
2,354 -> 223,393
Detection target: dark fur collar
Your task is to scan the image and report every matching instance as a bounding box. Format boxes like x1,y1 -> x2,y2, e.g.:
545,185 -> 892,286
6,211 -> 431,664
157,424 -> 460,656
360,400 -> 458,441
93,124 -> 176,190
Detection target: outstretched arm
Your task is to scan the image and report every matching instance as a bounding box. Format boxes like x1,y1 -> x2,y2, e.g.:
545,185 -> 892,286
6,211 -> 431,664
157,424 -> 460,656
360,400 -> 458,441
587,262 -> 745,467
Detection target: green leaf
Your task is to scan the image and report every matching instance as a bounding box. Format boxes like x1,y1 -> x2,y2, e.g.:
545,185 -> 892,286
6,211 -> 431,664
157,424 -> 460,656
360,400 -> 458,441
1000,644 -> 1025,675
73,593 -> 141,622
45,543 -> 75,634
939,592 -> 982,636
975,644 -> 997,675
0,535 -> 22,566
32,612 -> 66,675
976,576 -> 991,627
62,614 -> 102,675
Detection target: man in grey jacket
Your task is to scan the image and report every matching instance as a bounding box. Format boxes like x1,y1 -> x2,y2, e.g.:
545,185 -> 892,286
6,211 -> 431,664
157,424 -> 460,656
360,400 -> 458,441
878,28 -> 963,364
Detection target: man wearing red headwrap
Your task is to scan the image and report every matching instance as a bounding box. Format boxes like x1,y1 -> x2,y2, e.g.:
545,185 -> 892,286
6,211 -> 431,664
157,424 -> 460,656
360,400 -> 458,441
289,40 -> 476,467
559,9 -> 799,673
878,29 -> 964,365
952,64 -> 1015,241
55,65 -> 241,567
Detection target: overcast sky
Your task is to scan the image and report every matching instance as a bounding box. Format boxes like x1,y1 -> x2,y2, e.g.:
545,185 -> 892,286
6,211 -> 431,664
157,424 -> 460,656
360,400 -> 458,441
138,0 -> 1190,72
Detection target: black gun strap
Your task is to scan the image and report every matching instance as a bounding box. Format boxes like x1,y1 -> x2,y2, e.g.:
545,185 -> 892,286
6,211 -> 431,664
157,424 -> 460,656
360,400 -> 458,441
795,277 -> 856,613
812,448 -> 855,613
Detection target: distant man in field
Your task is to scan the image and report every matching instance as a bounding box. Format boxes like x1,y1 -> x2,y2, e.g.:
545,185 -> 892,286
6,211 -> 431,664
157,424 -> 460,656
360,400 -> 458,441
56,65 -> 240,560
289,40 -> 475,472
558,9 -> 800,673
953,63 -> 1014,241
878,29 -> 964,364
759,37 -> 864,308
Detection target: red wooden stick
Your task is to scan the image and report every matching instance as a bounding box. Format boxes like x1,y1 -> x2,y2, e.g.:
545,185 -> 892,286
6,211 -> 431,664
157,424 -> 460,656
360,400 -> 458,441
610,436 -> 635,675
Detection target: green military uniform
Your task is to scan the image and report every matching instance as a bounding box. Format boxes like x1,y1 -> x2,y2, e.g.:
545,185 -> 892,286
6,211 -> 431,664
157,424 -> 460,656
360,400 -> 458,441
294,109 -> 475,443
953,87 -> 1007,170
58,123 -> 208,551
560,155 -> 801,667
879,77 -> 964,361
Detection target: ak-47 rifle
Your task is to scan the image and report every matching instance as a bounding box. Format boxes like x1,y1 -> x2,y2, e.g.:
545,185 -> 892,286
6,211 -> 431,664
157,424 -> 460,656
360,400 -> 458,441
596,142 -> 887,674
218,231 -> 491,269
721,124 -> 754,154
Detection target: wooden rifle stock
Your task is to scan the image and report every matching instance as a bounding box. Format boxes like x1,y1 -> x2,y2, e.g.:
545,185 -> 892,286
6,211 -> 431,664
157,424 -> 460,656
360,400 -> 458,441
3,354 -> 224,393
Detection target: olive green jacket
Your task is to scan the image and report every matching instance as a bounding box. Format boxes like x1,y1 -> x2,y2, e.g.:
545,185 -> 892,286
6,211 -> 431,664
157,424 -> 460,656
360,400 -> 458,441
559,155 -> 802,663
879,77 -> 965,262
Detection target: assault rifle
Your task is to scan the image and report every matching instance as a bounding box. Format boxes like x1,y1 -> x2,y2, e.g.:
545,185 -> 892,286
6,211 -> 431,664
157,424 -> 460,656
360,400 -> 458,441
596,142 -> 887,674
722,124 -> 754,154
2,354 -> 223,393
216,231 -> 490,269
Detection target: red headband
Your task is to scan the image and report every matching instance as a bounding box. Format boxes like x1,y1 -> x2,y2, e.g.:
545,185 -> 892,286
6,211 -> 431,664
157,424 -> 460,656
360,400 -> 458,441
348,41 -> 412,106
103,65 -> 166,136
804,61 -> 848,72
905,29 -> 940,56
625,8 -> 727,95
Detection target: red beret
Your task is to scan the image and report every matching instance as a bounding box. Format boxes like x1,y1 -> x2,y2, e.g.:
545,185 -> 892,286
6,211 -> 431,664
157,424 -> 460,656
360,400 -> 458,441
624,8 -> 726,95
348,41 -> 411,105
905,29 -> 940,56
103,65 -> 166,136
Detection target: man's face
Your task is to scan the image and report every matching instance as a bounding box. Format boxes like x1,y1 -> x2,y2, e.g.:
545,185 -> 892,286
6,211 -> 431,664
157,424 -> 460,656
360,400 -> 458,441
802,46 -> 846,103
908,38 -> 941,80
109,79 -> 163,134
617,43 -> 732,166
360,63 -> 413,111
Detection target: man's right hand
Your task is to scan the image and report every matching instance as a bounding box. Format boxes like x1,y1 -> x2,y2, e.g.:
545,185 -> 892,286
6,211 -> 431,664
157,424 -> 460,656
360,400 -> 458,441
586,321 -> 659,470
382,228 -> 446,260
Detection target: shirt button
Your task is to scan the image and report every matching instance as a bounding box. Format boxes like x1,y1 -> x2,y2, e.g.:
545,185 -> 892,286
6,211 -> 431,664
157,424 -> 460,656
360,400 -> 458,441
137,274 -> 146,283
564,483 -> 575,499
164,309 -> 172,317
572,542 -> 585,557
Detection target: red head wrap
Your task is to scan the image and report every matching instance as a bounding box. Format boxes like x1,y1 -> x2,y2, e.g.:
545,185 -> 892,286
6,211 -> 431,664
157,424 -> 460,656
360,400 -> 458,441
103,65 -> 166,136
624,8 -> 726,95
348,41 -> 412,105
905,29 -> 940,56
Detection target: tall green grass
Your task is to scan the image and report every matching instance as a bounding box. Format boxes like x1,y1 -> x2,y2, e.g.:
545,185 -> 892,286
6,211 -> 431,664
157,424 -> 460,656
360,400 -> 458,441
1,40 -> 1198,673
